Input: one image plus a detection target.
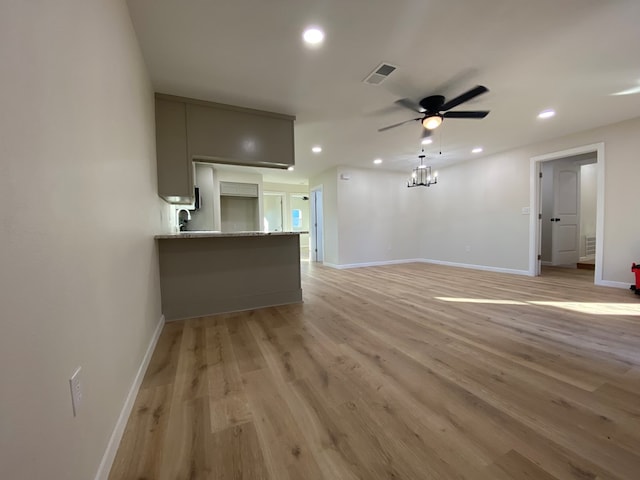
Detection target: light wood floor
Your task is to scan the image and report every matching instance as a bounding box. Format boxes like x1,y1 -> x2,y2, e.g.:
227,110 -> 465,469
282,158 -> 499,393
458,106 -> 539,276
109,263 -> 640,480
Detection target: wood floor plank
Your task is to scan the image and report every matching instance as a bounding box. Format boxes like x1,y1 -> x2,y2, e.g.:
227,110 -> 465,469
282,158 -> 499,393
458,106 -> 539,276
210,422 -> 269,480
485,449 -> 561,480
157,397 -> 214,480
287,379 -> 367,480
108,385 -> 173,480
205,317 -> 252,432
225,314 -> 267,374
109,263 -> 640,480
173,318 -> 209,402
141,321 -> 184,389
241,369 -> 325,480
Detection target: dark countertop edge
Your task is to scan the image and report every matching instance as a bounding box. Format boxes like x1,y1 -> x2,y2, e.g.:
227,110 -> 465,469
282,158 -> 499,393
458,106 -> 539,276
155,231 -> 307,240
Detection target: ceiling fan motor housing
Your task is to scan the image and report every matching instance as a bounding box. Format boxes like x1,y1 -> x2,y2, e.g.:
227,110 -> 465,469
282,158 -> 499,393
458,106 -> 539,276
419,95 -> 445,113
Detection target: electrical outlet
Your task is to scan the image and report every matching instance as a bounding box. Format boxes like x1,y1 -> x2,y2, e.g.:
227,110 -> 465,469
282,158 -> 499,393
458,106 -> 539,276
69,367 -> 82,417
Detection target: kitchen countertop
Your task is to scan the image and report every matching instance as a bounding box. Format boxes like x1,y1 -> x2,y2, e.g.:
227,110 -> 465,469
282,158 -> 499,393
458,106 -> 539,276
155,231 -> 307,239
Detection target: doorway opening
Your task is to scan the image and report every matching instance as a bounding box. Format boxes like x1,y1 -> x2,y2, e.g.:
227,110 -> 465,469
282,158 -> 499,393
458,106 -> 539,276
263,192 -> 285,232
310,186 -> 324,263
529,143 -> 605,284
291,194 -> 310,261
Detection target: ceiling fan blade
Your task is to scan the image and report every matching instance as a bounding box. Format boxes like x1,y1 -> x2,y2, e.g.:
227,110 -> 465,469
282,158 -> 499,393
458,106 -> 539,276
378,117 -> 421,132
439,85 -> 489,111
395,98 -> 425,113
443,111 -> 490,119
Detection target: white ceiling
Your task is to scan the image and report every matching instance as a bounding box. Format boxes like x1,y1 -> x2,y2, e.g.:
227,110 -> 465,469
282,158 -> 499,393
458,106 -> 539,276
127,0 -> 640,184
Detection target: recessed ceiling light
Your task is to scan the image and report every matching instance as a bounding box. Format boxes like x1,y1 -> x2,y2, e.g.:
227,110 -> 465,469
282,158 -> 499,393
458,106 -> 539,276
373,158 -> 383,165
312,145 -> 322,153
538,109 -> 556,119
421,138 -> 433,145
472,147 -> 483,154
302,27 -> 324,46
287,166 -> 294,171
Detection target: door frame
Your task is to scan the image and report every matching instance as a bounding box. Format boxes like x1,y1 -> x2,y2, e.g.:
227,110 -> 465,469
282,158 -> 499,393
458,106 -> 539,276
528,143 -> 605,284
310,185 -> 324,263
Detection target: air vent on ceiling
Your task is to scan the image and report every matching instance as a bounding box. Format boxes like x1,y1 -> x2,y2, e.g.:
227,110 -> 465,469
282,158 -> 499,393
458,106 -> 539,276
363,62 -> 397,85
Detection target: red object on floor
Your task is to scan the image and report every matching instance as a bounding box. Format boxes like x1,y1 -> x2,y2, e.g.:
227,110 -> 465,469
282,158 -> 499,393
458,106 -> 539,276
633,263 -> 640,290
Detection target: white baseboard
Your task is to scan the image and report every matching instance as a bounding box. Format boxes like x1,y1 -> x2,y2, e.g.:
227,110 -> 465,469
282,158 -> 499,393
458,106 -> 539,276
420,258 -> 530,276
596,279 -> 632,289
322,257 -> 631,285
94,315 -> 165,480
323,258 -> 424,269
323,258 -> 530,277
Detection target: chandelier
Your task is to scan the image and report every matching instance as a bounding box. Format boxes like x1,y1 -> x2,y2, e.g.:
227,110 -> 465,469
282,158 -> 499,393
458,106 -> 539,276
408,151 -> 438,188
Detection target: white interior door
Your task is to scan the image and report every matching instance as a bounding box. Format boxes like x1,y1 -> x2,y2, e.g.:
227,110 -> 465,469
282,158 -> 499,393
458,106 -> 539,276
310,188 -> 323,262
552,162 -> 580,265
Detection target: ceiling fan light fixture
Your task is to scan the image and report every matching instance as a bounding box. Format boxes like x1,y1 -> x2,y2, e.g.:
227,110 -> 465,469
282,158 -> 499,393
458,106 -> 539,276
421,138 -> 433,145
422,114 -> 443,130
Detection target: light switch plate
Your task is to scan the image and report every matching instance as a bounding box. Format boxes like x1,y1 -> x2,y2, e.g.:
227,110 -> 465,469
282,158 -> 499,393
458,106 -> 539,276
521,207 -> 530,215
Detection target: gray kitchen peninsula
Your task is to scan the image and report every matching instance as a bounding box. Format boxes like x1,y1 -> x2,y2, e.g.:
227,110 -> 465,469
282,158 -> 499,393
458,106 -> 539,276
155,231 -> 303,321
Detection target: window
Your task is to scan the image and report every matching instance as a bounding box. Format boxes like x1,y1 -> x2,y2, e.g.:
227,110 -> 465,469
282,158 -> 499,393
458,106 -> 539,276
292,209 -> 302,229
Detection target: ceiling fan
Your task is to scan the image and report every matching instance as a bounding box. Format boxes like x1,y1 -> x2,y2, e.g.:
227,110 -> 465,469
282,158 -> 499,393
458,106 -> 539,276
378,85 -> 490,138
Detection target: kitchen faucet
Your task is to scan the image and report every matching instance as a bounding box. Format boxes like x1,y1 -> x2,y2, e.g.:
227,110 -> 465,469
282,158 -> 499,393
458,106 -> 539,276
176,208 -> 191,231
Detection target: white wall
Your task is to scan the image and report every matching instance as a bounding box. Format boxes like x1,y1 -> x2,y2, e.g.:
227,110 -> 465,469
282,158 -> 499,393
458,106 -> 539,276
419,150 -> 530,271
337,167 -> 420,265
420,116 -> 640,283
0,1 -> 170,479
580,162 -> 597,257
221,196 -> 259,231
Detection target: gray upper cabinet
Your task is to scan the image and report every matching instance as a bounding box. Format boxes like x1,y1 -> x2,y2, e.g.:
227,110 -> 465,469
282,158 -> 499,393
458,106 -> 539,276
186,102 -> 294,168
155,94 -> 295,204
155,96 -> 193,204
